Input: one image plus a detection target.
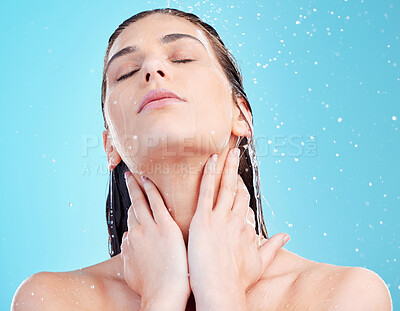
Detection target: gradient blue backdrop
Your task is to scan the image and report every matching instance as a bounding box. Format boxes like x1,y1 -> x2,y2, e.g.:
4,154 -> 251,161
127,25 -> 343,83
1,0 -> 399,309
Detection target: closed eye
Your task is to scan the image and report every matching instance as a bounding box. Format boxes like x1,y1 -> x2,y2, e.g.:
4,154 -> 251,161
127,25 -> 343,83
116,59 -> 194,82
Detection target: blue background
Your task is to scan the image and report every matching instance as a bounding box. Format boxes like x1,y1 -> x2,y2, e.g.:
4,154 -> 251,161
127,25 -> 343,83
1,0 -> 399,309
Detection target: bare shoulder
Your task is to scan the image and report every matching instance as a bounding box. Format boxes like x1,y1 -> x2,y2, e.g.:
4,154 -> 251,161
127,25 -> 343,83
317,266 -> 392,310
253,249 -> 392,311
11,270 -> 108,310
11,255 -> 140,311
290,255 -> 392,310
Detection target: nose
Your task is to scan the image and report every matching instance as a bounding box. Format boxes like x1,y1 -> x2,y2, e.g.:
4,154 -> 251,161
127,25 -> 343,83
145,69 -> 165,82
141,57 -> 168,85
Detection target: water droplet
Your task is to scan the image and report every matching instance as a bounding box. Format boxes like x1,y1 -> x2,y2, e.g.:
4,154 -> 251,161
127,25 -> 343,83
90,285 -> 95,289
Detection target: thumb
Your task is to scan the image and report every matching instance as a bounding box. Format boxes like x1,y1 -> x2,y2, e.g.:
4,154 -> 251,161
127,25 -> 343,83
258,233 -> 290,272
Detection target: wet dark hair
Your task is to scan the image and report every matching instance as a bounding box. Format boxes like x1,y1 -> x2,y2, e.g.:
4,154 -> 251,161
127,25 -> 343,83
101,8 -> 269,257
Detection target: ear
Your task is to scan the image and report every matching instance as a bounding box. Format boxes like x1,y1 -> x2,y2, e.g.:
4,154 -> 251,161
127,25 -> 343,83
102,130 -> 122,171
231,96 -> 253,138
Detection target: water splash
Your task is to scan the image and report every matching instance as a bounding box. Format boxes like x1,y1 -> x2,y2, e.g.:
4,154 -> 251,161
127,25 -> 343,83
108,169 -> 114,256
236,134 -> 267,247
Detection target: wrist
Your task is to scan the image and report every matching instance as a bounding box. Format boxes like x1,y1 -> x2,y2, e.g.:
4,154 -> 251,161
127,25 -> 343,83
140,286 -> 190,311
140,296 -> 189,311
193,284 -> 247,311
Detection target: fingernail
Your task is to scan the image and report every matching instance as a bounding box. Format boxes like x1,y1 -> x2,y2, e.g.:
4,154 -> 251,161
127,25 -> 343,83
282,234 -> 291,244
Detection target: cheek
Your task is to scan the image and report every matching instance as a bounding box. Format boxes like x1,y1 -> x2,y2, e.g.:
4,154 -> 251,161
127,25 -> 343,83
105,88 -> 140,157
191,68 -> 233,149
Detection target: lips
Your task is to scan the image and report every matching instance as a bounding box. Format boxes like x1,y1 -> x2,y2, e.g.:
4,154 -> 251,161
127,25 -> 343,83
138,88 -> 184,113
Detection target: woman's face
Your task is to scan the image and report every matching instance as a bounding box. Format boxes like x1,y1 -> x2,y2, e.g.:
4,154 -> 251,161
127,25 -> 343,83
103,14 -> 236,173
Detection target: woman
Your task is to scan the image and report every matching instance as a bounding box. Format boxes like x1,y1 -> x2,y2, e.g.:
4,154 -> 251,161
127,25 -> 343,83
12,8 -> 392,311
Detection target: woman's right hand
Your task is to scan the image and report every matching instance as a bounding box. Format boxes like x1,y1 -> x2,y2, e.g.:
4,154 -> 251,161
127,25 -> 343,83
121,171 -> 191,307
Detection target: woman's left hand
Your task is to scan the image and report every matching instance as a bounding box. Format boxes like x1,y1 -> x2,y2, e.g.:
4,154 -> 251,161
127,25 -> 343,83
187,148 -> 290,309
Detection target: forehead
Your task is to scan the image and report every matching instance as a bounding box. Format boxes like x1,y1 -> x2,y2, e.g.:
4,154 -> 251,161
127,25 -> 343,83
108,14 -> 208,61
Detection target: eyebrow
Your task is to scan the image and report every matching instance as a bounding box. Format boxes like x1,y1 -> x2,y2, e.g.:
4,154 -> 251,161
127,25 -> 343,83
105,33 -> 206,74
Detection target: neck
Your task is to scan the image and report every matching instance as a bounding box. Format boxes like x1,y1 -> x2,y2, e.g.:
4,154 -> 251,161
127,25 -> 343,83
130,141 -> 234,246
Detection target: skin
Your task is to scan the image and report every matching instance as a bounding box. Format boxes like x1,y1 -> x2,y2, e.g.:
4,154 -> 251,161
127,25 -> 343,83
102,13 -> 252,247
11,13 -> 392,311
101,14 -> 290,309
120,151 -> 290,310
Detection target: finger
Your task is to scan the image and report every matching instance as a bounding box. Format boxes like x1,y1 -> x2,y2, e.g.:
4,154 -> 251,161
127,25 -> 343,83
120,231 -> 129,254
127,205 -> 139,228
243,221 -> 257,242
255,234 -> 264,249
258,233 -> 290,272
214,148 -> 240,214
196,154 -> 218,217
246,206 -> 256,229
140,176 -> 173,225
124,170 -> 155,226
231,175 -> 250,219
